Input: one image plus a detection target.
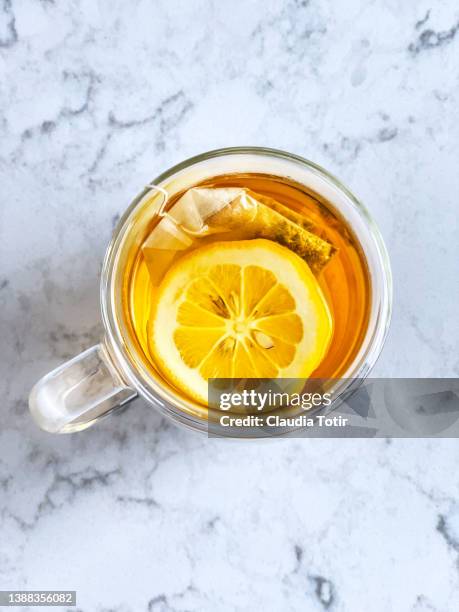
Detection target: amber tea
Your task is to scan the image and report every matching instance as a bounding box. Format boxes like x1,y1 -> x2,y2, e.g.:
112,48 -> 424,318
122,171 -> 371,409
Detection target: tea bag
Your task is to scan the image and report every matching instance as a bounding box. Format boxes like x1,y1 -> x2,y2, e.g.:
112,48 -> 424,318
207,190 -> 336,273
142,187 -> 336,285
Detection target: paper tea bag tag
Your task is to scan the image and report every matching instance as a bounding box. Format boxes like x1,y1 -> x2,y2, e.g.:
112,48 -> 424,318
169,188 -> 245,232
141,187 -> 247,285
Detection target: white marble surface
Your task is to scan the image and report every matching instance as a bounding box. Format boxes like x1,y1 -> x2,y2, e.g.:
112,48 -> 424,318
1,1 -> 459,610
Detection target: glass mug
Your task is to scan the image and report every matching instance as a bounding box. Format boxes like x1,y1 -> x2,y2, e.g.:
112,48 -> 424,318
29,147 -> 392,435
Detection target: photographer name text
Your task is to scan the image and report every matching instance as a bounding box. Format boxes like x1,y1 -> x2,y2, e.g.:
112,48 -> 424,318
219,414 -> 348,428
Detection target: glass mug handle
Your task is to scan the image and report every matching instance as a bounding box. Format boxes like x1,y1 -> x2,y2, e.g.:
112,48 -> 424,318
29,343 -> 137,433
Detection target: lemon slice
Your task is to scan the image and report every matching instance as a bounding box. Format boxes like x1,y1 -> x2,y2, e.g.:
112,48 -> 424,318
149,239 -> 332,404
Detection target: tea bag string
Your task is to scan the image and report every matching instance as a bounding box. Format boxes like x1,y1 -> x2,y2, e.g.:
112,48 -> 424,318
145,183 -> 209,237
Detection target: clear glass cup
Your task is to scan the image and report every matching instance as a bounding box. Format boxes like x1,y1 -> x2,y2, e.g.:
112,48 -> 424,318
29,147 -> 392,434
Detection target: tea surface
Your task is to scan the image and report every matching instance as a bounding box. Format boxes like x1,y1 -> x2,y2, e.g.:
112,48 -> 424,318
124,173 -> 371,405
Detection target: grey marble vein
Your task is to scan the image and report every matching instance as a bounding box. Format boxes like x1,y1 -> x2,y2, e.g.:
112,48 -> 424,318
409,19 -> 459,54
